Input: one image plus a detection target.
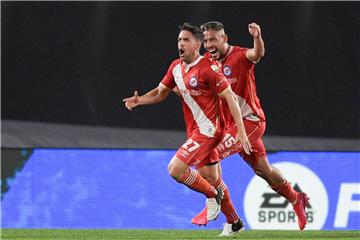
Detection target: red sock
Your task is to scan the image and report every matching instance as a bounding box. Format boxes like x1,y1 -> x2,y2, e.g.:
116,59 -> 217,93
271,180 -> 297,203
177,169 -> 217,198
214,178 -> 239,224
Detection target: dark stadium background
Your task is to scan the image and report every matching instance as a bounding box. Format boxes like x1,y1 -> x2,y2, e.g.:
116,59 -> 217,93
2,1 -> 359,139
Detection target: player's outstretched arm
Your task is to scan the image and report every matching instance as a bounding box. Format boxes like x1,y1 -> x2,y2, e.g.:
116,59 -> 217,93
246,22 -> 265,63
123,83 -> 171,111
219,86 -> 252,154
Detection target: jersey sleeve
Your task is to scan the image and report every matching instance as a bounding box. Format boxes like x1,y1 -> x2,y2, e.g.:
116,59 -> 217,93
160,60 -> 178,89
240,47 -> 255,69
204,62 -> 230,95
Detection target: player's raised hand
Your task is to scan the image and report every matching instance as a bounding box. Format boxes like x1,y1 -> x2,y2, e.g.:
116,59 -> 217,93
123,90 -> 139,111
248,22 -> 261,39
236,131 -> 252,155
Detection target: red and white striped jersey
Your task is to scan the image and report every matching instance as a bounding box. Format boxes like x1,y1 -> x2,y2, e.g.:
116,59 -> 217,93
205,46 -> 265,127
161,56 -> 229,138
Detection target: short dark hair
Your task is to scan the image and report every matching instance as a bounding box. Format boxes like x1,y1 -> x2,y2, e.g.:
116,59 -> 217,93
179,22 -> 203,42
200,21 -> 225,32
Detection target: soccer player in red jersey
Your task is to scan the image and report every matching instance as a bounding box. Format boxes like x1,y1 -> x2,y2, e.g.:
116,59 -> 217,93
191,21 -> 310,235
123,23 -> 251,223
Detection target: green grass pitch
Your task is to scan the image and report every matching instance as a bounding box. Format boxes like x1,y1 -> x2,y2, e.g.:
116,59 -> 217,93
2,229 -> 359,240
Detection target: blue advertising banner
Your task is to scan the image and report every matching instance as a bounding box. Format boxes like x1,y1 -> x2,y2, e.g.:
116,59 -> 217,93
2,149 -> 359,230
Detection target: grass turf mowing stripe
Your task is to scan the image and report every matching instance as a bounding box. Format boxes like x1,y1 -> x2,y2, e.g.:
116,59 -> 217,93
2,229 -> 360,240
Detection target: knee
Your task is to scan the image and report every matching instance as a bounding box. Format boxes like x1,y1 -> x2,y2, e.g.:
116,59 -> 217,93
198,166 -> 219,186
253,159 -> 271,178
203,175 -> 218,186
254,166 -> 265,178
167,162 -> 178,179
168,161 -> 186,180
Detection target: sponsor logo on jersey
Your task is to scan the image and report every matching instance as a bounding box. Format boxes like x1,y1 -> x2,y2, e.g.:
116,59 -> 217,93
189,77 -> 198,87
223,66 -> 232,76
244,162 -> 328,230
179,89 -> 201,96
211,65 -> 220,72
227,77 -> 237,84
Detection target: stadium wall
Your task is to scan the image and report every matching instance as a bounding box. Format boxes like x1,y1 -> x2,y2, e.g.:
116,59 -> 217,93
1,148 -> 359,230
2,121 -> 360,230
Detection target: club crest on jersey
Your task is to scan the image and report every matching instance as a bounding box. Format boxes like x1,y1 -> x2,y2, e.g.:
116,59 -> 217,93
223,66 -> 232,76
211,65 -> 220,73
189,77 -> 198,87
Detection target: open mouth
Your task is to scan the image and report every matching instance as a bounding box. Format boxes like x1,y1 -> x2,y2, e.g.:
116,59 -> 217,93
209,49 -> 217,55
179,49 -> 185,56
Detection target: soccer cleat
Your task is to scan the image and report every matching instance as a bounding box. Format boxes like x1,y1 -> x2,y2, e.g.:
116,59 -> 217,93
218,219 -> 245,237
191,207 -> 208,226
293,192 -> 310,230
206,187 -> 224,221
